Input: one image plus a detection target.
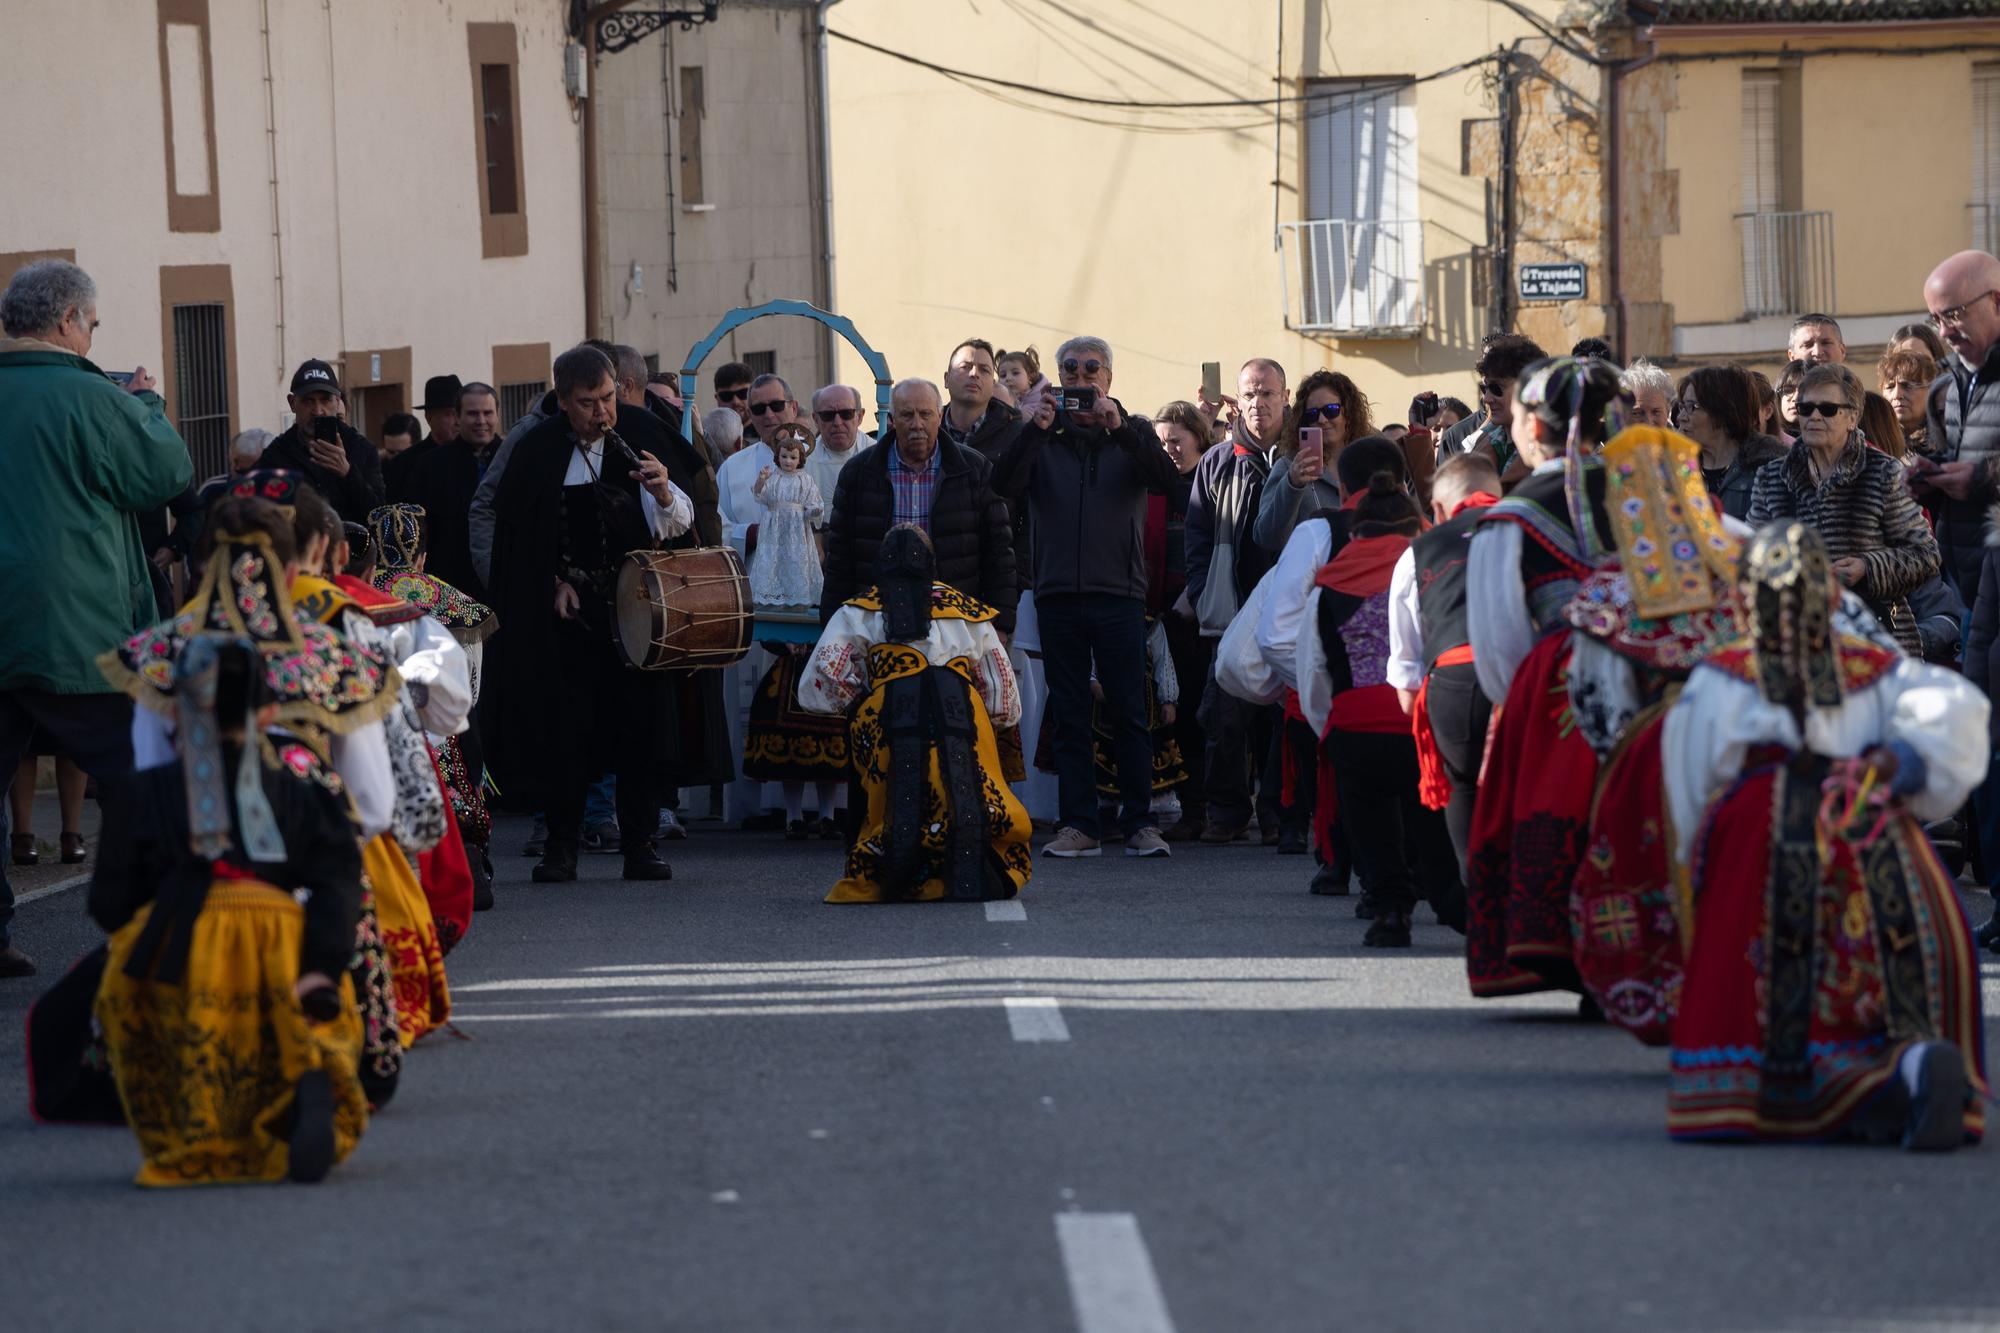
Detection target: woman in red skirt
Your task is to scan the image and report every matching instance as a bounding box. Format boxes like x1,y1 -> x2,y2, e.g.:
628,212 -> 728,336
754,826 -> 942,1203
1662,522 -> 1989,1150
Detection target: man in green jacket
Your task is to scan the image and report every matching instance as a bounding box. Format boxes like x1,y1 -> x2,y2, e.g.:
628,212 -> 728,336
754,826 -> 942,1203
0,259 -> 192,977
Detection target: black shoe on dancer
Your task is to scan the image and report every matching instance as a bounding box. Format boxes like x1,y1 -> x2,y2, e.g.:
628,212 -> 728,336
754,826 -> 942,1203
1362,911 -> 1412,948
288,1070 -> 337,1183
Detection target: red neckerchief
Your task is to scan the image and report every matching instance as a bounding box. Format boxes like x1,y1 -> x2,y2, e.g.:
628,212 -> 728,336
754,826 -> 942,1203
1448,491 -> 1501,519
1313,533 -> 1411,596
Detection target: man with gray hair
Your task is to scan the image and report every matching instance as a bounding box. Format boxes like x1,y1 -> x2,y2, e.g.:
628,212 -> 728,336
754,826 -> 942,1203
805,382 -> 871,506
994,335 -> 1178,859
0,258 -> 194,976
821,377 -> 1015,625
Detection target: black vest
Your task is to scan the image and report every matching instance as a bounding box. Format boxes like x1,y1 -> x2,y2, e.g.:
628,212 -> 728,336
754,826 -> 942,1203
1408,507 -> 1481,675
1479,459 -> 1613,633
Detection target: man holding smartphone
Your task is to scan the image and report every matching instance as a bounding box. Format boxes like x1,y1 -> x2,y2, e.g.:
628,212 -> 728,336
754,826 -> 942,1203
254,358 -> 384,522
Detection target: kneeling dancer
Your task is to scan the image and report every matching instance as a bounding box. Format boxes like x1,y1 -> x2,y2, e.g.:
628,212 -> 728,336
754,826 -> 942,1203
799,525 -> 1032,902
90,633 -> 369,1186
1664,523 -> 1989,1149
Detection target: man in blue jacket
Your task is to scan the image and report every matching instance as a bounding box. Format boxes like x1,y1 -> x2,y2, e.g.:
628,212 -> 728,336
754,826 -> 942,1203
992,336 -> 1178,859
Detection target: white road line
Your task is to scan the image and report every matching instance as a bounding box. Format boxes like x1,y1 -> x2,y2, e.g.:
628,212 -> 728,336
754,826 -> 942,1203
14,872 -> 91,906
985,900 -> 1027,922
1004,996 -> 1069,1042
1055,1213 -> 1177,1333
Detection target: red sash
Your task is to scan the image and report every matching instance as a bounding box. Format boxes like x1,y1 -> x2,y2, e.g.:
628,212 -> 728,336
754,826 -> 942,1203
1412,642 -> 1477,809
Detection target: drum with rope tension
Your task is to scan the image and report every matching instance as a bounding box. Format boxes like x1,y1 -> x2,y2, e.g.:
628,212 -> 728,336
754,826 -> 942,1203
614,547 -> 753,670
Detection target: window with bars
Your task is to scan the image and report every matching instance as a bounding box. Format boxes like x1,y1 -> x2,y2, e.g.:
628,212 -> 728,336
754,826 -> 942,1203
743,350 -> 776,379
500,380 -> 547,431
480,63 -> 519,216
171,302 -> 231,478
1975,64 -> 2000,251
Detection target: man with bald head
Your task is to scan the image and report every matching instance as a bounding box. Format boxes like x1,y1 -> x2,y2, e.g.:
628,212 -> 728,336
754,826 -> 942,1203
806,382 -> 871,507
1914,250 -> 2000,598
820,377 -> 1016,632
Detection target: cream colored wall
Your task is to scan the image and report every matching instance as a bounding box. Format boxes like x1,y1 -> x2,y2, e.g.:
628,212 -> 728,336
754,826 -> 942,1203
826,0 -> 1563,424
1661,37 -> 1982,332
0,0 -> 582,432
598,4 -> 829,401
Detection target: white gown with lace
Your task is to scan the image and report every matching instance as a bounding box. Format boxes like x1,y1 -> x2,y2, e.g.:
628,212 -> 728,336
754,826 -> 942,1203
748,468 -> 825,607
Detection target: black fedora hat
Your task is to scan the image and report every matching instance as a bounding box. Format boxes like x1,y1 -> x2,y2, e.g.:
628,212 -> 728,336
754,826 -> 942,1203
419,374 -> 464,412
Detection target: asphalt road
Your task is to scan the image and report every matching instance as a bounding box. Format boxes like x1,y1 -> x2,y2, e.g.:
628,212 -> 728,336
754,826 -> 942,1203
3,818 -> 1998,1333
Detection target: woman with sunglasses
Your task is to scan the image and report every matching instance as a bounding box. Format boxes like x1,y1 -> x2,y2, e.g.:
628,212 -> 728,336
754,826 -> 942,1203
1250,369 -> 1372,554
1672,364 -> 1784,521
1747,364 -> 1938,655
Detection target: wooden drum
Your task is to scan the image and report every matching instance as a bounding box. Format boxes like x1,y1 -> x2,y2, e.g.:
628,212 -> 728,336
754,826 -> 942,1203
614,547 -> 754,670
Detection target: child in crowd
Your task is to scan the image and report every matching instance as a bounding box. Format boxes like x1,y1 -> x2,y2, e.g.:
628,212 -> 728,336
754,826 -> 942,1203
997,347 -> 1046,407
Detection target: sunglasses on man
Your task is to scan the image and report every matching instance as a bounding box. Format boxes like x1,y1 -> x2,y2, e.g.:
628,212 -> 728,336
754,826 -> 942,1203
1478,379 -> 1506,398
814,407 -> 860,424
1299,402 -> 1343,425
749,399 -> 790,416
1060,358 -> 1105,376
716,387 -> 750,404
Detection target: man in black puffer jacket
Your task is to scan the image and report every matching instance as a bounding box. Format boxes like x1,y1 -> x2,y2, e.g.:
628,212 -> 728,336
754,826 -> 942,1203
820,378 -> 1016,632
254,359 -> 384,522
991,335 -> 1179,859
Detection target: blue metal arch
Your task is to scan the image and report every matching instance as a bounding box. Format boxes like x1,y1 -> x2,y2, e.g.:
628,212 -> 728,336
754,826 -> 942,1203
676,298 -> 891,445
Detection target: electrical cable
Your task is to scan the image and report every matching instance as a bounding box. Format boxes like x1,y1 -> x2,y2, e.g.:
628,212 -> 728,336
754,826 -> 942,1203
827,27 -> 1503,111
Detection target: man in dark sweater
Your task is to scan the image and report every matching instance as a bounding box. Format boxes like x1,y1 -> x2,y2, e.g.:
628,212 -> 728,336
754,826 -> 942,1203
254,359 -> 383,522
992,336 -> 1179,859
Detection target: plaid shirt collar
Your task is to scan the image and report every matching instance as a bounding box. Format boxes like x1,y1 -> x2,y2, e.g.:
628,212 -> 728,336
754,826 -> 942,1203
885,441 -> 940,533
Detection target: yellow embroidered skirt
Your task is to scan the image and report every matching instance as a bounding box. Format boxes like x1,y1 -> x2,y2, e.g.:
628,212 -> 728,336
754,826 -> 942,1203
95,882 -> 369,1187
364,833 -> 451,1047
830,655 -> 1033,904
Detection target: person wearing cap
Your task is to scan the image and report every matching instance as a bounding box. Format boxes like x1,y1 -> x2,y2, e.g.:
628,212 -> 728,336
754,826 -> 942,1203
255,359 -> 384,523
385,375 -> 463,501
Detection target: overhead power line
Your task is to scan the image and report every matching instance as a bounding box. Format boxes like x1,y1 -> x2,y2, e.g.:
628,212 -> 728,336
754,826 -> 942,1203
826,28 -> 1504,112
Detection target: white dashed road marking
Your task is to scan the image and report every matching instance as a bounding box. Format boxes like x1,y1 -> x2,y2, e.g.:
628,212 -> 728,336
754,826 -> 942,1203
985,900 -> 1027,922
1055,1213 -> 1177,1333
1004,996 -> 1070,1042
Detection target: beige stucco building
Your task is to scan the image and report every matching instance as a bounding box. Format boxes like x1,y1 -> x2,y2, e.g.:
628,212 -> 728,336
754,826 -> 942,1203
0,0 -> 584,477
589,0 -> 832,393
825,0 -> 2000,420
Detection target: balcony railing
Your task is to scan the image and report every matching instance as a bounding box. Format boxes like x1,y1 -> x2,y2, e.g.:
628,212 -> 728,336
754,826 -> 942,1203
1278,218 -> 1424,334
1735,210 -> 1835,320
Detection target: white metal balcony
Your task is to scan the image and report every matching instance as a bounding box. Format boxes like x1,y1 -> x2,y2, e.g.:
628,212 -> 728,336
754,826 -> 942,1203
1735,210 -> 1835,320
1278,218 -> 1424,335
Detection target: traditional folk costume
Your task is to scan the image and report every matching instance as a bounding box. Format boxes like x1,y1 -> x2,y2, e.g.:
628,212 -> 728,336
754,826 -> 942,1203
1559,429 -> 1747,1044
1299,520 -> 1462,937
484,417 -> 695,881
88,637 -> 370,1187
1662,523 -> 1989,1149
1385,488 -> 1501,882
798,530 -> 1032,903
369,502 -> 500,914
291,571 -> 458,1048
109,485 -> 410,1105
1463,358 -> 1621,998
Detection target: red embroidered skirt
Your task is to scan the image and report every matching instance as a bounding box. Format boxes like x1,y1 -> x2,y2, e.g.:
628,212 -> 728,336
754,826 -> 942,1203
1569,707 -> 1680,1044
1669,758 -> 1988,1143
1464,629 -> 1597,998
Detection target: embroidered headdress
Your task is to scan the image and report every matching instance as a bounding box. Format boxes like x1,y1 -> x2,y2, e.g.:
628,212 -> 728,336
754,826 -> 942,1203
366,503 -> 499,644
878,524 -> 936,643
1518,356 -> 1630,563
1737,521 -> 1845,717
1563,426 -> 1743,673
99,528 -> 398,734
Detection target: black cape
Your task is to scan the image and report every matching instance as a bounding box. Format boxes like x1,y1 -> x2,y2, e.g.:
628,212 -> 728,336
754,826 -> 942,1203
482,410 -> 692,807
402,440 -> 489,599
